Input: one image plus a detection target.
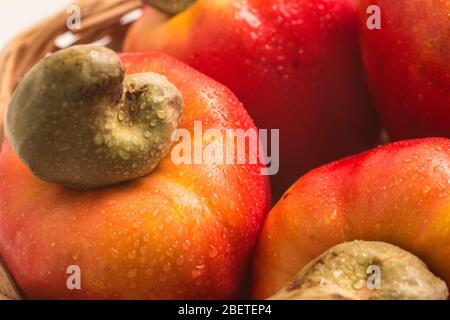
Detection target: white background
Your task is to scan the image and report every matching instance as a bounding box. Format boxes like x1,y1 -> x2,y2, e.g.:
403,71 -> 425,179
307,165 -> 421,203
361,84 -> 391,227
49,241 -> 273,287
0,0 -> 72,49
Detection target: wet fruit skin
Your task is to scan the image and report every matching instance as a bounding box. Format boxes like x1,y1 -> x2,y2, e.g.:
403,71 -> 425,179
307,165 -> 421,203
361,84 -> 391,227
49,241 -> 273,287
0,52 -> 271,299
359,0 -> 450,140
124,0 -> 381,199
252,137 -> 450,299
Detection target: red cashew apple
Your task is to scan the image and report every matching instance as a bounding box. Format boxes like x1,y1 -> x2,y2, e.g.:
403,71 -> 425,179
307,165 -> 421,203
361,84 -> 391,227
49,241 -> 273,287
0,46 -> 271,299
359,0 -> 450,140
253,138 -> 450,299
124,0 -> 381,199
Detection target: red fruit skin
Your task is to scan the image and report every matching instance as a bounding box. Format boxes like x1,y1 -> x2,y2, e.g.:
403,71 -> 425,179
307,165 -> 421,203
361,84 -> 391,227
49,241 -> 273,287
0,52 -> 271,299
359,0 -> 450,140
124,0 -> 381,199
253,137 -> 450,299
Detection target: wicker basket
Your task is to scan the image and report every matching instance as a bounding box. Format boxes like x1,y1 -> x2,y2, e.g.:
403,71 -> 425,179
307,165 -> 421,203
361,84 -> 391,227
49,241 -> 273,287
0,0 -> 153,300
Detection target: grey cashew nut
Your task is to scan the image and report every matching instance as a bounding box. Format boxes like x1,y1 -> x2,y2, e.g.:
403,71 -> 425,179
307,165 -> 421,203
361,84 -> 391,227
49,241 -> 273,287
270,241 -> 449,300
6,45 -> 183,190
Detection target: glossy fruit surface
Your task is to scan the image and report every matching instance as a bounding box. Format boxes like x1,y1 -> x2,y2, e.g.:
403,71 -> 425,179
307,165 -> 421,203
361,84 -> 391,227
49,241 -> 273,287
125,0 -> 381,199
253,138 -> 450,299
359,0 -> 449,140
0,52 -> 271,299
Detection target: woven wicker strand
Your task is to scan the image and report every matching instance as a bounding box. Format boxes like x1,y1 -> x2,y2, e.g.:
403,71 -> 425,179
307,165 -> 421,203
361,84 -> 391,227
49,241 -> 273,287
0,0 -> 150,300
0,0 -> 144,146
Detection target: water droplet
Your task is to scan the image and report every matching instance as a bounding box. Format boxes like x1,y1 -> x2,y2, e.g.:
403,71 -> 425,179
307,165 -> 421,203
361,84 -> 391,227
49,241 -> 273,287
176,255 -> 185,266
144,131 -> 151,139
211,193 -> 219,206
119,150 -> 130,160
163,263 -> 172,272
208,245 -> 218,258
60,145 -> 70,152
128,250 -> 136,259
140,246 -> 148,254
132,221 -> 142,229
127,269 -> 138,278
145,268 -> 153,276
156,109 -> 166,120
192,265 -> 205,279
182,240 -> 191,250
109,248 -> 119,258
352,279 -> 366,290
